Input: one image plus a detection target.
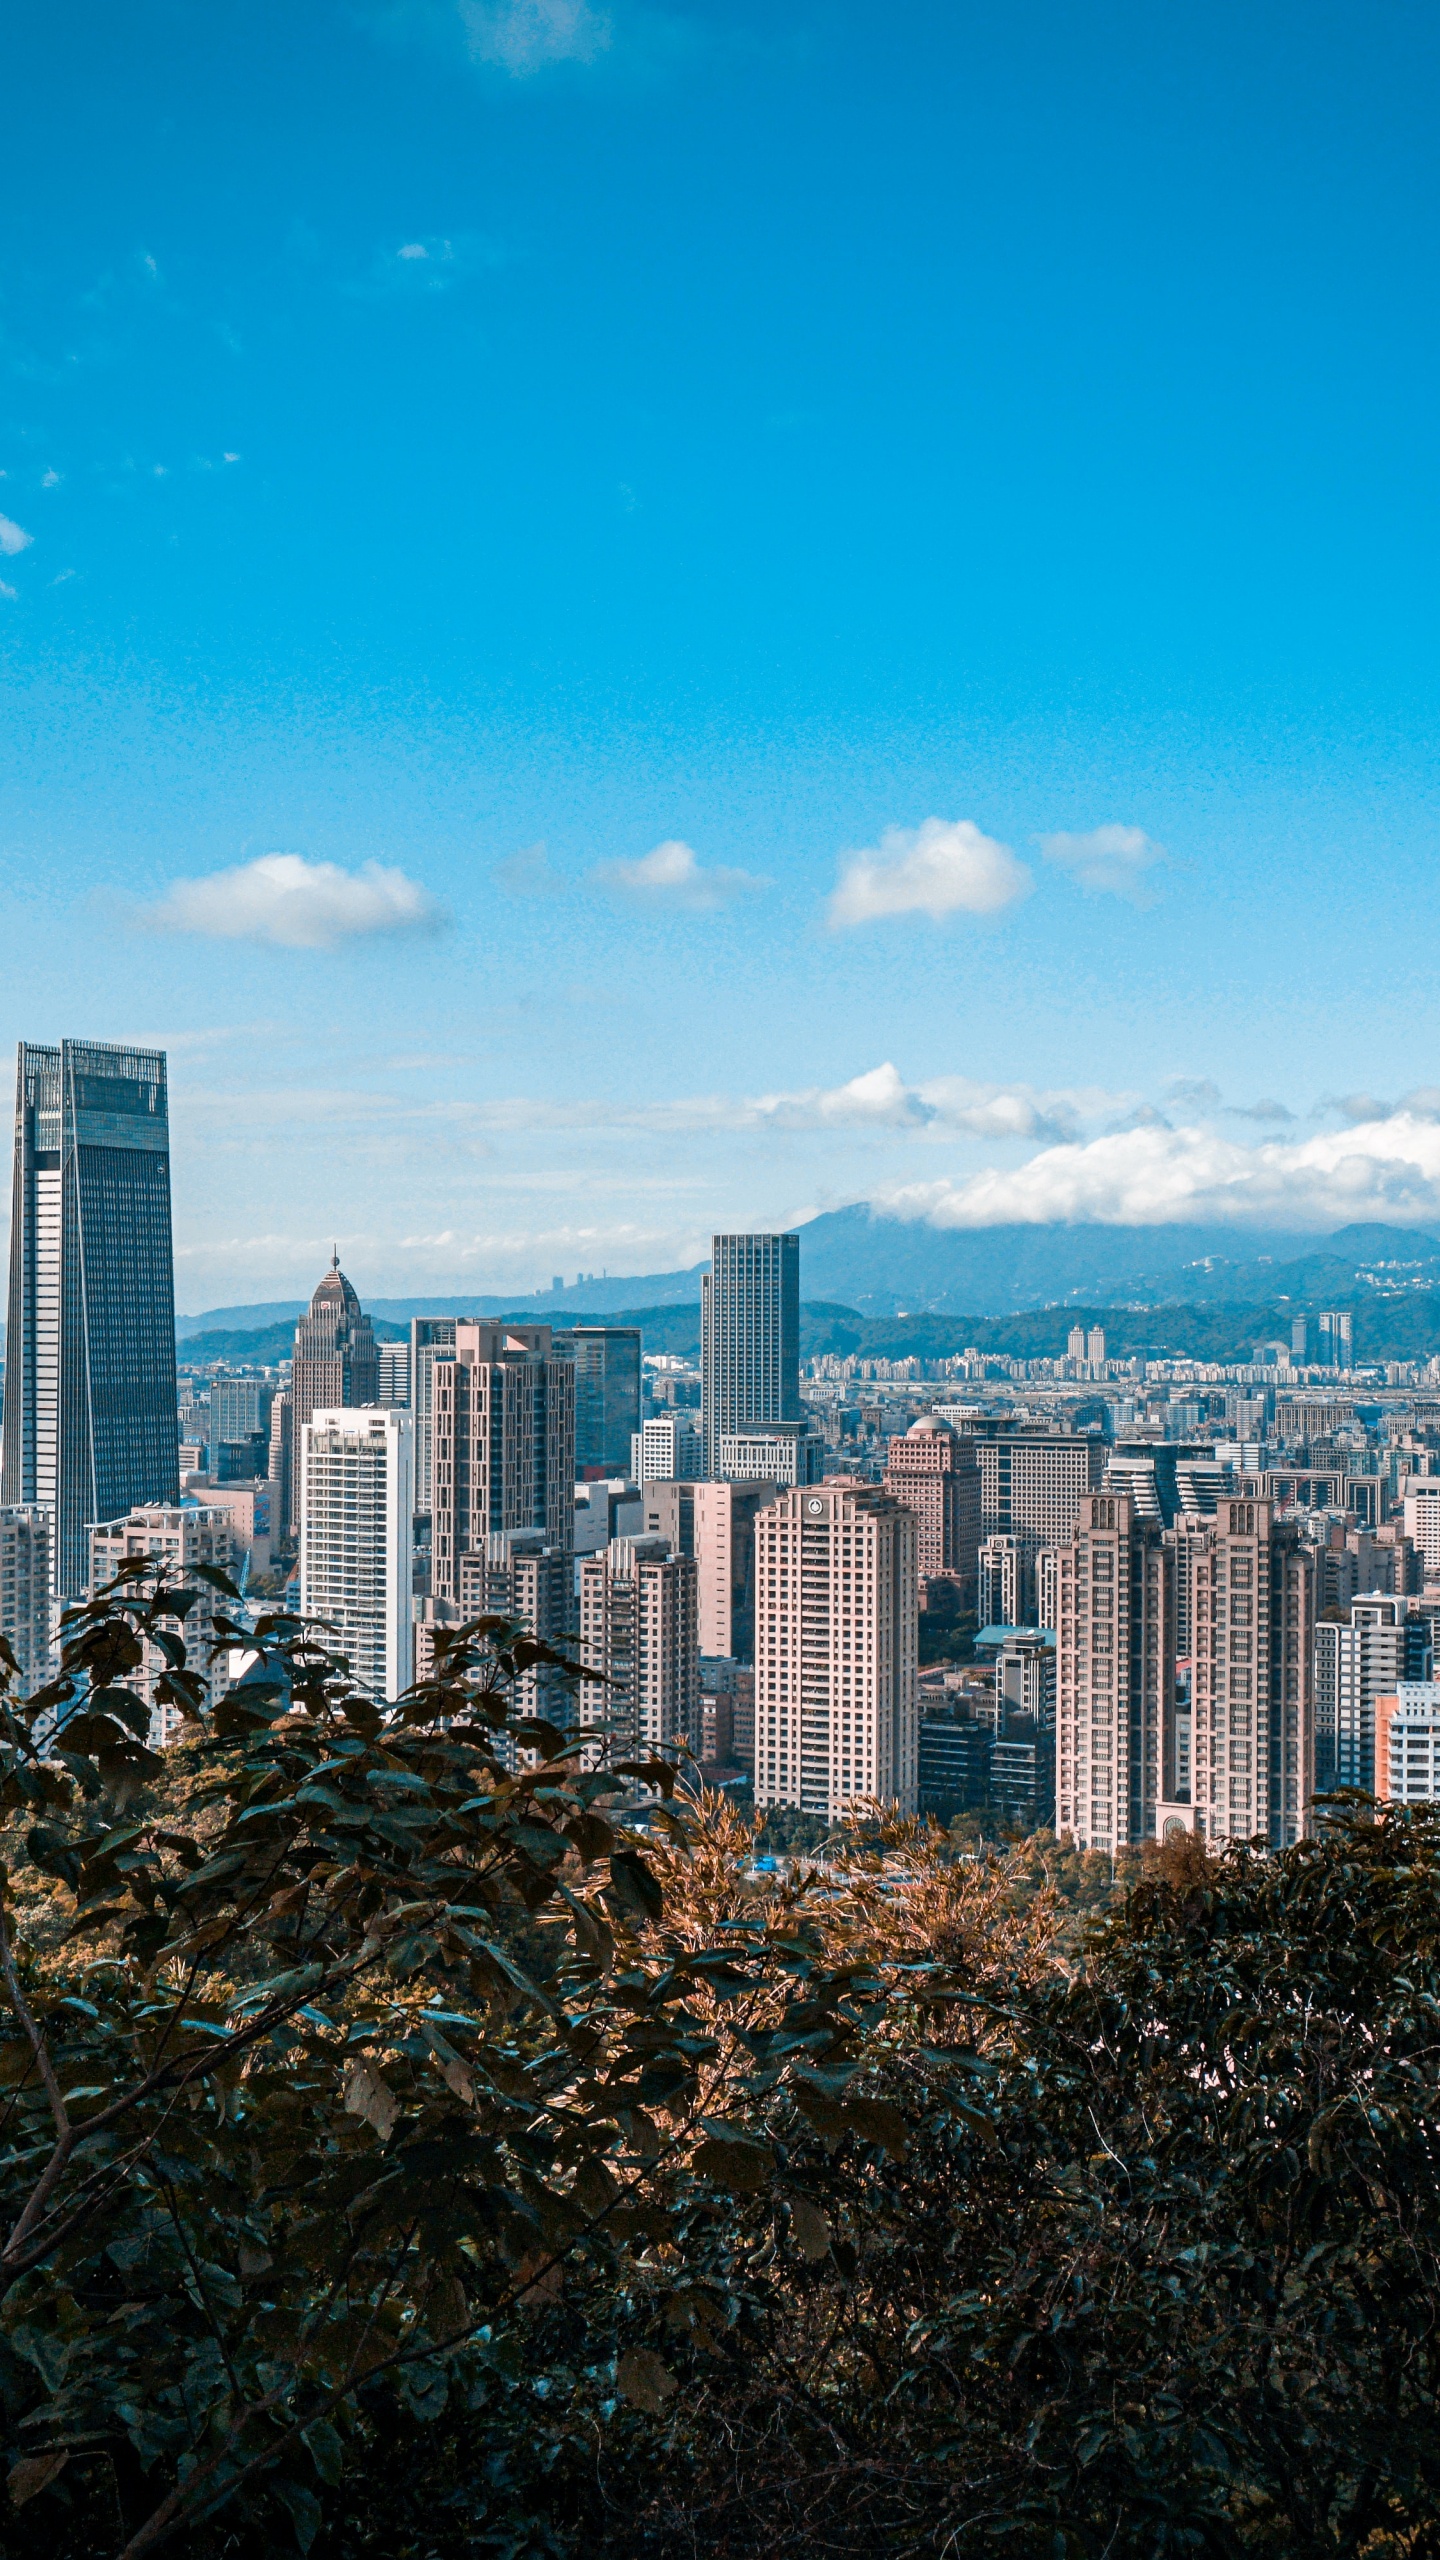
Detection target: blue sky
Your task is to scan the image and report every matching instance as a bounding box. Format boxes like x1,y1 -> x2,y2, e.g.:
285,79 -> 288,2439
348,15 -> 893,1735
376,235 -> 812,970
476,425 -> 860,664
6,0 -> 1440,1308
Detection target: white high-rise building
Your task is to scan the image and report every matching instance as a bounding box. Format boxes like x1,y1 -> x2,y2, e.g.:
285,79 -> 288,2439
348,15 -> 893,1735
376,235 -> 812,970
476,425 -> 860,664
1375,1683 -> 1440,1804
300,1409 -> 414,1703
1403,1485 -> 1440,1577
578,1534 -> 698,1760
0,1506 -> 52,1692
88,1503 -> 236,1746
1315,1593 -> 1428,1797
632,1414 -> 703,1485
376,1342 -> 410,1407
753,1482 -> 918,1821
716,1426 -> 822,1487
978,1533 -> 1020,1628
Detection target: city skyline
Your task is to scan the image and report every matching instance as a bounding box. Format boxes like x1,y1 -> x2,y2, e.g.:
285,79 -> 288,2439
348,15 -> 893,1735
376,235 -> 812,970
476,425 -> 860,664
7,7 -> 1440,1298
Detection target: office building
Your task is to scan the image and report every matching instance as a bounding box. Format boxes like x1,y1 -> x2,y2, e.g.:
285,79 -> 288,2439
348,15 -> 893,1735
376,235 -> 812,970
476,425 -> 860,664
700,1232 -> 801,1479
574,1477 -> 644,1560
1375,1684 -> 1440,1805
716,1425 -> 823,1487
290,1260 -> 379,1524
1316,1310 -> 1354,1371
1035,1546 -> 1060,1634
410,1317 -> 458,1518
266,1390 -> 293,1544
555,1327 -> 641,1475
211,1378 -> 275,1447
1189,1498 -> 1313,1852
642,1478 -> 697,1559
3,1040 -> 179,1599
88,1503 -> 236,1745
990,1717 -> 1056,1832
300,1408 -> 414,1703
1056,1493 -> 1176,1855
994,1629 -> 1056,1729
754,1482 -> 918,1821
430,1324 -> 574,1608
1315,1595 -> 1431,1797
883,1416 -> 981,1608
457,1531 -> 574,1741
1404,1485 -> 1440,1578
978,1533 -> 1019,1629
376,1343 -> 410,1408
632,1414 -> 703,1485
692,1478 -> 780,1661
972,1431 -> 1107,1622
0,1507 -> 52,1690
1103,1443 -> 1231,1527
917,1708 -> 990,1821
578,1534 -> 698,1759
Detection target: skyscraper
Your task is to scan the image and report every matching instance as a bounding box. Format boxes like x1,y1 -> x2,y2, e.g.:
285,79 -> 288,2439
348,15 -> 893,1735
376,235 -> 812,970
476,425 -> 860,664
429,1324 -> 574,1608
971,1428 -> 1107,1621
753,1482 -> 918,1821
2,1040 -> 179,1599
409,1316 -> 458,1519
299,1407 -> 414,1702
883,1416 -> 981,1607
1314,1593 -> 1430,1796
578,1534 -> 698,1760
89,1503 -> 236,1745
0,1507 -> 52,1690
553,1326 -> 642,1474
289,1258 -> 379,1523
1189,1497 -> 1313,1849
1055,1492 -> 1176,1855
700,1232 -> 800,1479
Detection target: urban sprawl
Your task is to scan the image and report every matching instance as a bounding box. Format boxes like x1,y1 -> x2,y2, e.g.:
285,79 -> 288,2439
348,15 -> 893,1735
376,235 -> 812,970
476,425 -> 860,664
2,1036 -> 1436,1857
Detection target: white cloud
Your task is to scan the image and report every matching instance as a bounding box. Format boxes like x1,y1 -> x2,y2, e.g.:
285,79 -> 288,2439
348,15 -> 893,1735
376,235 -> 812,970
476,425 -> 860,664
495,840 -> 566,897
1040,823 -> 1165,903
828,817 -> 1032,930
0,515 -> 33,558
40,469 -> 60,490
138,854 -> 449,951
878,1109 -> 1440,1232
458,0 -> 611,72
0,582 -> 15,603
592,838 -> 767,912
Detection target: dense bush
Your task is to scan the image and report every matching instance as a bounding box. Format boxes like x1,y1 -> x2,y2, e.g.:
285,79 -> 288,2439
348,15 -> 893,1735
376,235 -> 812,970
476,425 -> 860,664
1,1571 -> 1438,2557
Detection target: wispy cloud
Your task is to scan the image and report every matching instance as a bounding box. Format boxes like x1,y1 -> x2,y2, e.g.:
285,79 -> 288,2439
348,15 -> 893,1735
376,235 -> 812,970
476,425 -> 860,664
0,515 -> 33,558
363,0 -> 612,78
591,838 -> 768,911
1039,823 -> 1165,903
494,840 -> 566,897
136,854 -> 450,951
828,817 -> 1032,930
350,232 -> 502,298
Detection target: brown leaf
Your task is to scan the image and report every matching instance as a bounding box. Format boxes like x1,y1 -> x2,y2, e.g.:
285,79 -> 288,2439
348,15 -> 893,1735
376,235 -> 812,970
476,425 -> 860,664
343,2060 -> 399,2142
617,2346 -> 677,2413
693,2134 -> 772,2194
10,2452 -> 69,2507
788,2195 -> 832,2260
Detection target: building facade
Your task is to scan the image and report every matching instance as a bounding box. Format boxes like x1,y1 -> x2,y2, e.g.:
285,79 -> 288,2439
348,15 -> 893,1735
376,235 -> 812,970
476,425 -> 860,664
1375,1683 -> 1440,1805
753,1482 -> 918,1821
3,1039 -> 179,1598
0,1506 -> 52,1691
430,1323 -> 574,1608
1056,1493 -> 1176,1855
1189,1497 -> 1313,1851
88,1503 -> 236,1745
883,1416 -> 981,1607
716,1425 -> 822,1487
290,1261 -> 379,1524
409,1317 -> 458,1519
700,1232 -> 801,1480
1315,1594 -> 1430,1796
632,1413 -> 703,1485
972,1431 -> 1107,1623
692,1478 -> 780,1661
299,1408 -> 414,1703
578,1534 -> 698,1760
555,1327 -> 641,1475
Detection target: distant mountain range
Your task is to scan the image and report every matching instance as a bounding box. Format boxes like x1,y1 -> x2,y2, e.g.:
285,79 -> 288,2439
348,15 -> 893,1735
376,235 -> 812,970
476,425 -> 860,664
177,1209 -> 1440,1340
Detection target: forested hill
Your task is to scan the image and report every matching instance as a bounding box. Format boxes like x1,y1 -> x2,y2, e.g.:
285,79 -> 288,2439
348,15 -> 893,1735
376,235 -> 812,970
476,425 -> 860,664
178,1293 -> 1440,1370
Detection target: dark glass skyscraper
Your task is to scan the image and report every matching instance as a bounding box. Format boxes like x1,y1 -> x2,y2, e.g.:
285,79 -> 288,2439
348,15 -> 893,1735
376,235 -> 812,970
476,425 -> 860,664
554,1326 -> 641,1474
2,1040 -> 179,1598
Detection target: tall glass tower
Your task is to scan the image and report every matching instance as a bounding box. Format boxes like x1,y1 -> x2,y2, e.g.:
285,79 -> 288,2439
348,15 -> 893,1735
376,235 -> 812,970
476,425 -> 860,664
2,1040 -> 179,1598
700,1232 -> 801,1479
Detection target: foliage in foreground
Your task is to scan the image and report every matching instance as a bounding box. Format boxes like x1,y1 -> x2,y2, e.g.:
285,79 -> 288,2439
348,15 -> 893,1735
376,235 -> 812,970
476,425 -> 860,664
0,1573 -> 1437,2556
